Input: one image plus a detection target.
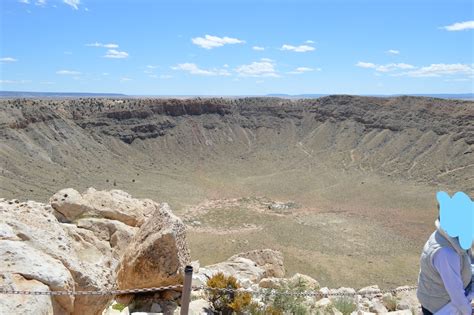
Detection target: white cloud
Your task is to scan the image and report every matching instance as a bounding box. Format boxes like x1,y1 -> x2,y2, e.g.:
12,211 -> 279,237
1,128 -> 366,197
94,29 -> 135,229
160,74 -> 173,79
442,21 -> 474,31
0,79 -> 31,84
355,61 -> 415,72
386,49 -> 400,55
191,35 -> 245,49
444,78 -> 470,82
35,0 -> 46,6
172,63 -> 231,76
305,40 -> 315,44
146,65 -> 157,69
63,0 -> 79,10
288,67 -> 320,74
356,62 -> 377,69
18,0 -> 30,3
104,49 -> 129,59
56,70 -> 81,75
120,77 -> 132,82
252,46 -> 265,51
0,57 -> 18,62
235,59 -> 279,77
376,63 -> 415,72
86,42 -> 119,48
399,63 -> 474,77
280,44 -> 315,52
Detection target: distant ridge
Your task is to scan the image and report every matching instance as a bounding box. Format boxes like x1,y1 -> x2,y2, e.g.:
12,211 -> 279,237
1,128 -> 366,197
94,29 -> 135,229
0,91 -> 127,98
1,91 -> 472,100
266,93 -> 474,100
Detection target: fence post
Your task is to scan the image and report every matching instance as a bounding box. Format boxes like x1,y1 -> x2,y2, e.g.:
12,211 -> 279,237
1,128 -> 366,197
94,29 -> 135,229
180,265 -> 193,315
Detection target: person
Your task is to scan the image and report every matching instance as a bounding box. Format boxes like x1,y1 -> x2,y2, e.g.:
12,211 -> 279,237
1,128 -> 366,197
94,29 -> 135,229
417,216 -> 473,315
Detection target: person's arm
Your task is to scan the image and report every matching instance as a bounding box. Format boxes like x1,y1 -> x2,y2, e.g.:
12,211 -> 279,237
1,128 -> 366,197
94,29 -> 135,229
433,247 -> 472,315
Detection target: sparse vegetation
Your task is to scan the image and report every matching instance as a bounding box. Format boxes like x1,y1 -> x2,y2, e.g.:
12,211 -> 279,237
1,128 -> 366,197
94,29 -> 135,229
205,272 -> 253,314
332,297 -> 356,315
254,277 -> 312,315
111,303 -> 126,311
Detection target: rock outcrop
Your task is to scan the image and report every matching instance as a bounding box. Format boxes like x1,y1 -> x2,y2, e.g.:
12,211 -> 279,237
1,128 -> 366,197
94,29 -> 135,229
50,188 -> 155,227
230,249 -> 285,278
0,189 -> 188,315
116,203 -> 190,291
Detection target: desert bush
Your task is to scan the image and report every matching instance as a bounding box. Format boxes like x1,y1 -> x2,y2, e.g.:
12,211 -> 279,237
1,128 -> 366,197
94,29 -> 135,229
333,297 -> 356,315
257,277 -> 310,315
205,272 -> 253,315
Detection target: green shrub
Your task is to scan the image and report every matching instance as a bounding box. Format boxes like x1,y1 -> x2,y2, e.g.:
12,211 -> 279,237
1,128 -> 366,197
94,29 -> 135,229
205,272 -> 253,315
111,303 -> 126,311
257,278 -> 310,315
333,297 -> 356,315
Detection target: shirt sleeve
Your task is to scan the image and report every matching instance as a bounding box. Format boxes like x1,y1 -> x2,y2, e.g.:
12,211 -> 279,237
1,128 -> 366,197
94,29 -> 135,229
433,247 -> 472,315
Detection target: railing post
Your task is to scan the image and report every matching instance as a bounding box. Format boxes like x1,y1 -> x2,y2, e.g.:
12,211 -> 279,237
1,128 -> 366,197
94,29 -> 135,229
180,265 -> 193,315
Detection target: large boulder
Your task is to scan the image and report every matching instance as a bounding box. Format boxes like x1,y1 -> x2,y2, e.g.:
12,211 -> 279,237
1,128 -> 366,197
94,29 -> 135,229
197,257 -> 266,288
0,273 -> 54,315
50,188 -> 155,226
0,198 -> 116,315
116,203 -> 190,290
0,187 -> 163,315
0,241 -> 75,313
394,286 -> 419,311
229,249 -> 285,278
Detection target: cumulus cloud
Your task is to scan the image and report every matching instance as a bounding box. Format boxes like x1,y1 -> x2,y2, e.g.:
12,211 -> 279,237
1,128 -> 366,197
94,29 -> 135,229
280,44 -> 315,52
120,77 -> 132,82
252,46 -> 265,51
172,63 -> 231,76
104,49 -> 129,59
386,49 -> 400,55
191,35 -> 245,49
442,20 -> 474,31
400,63 -> 474,77
375,63 -> 415,72
86,42 -> 119,48
356,61 -> 415,72
305,40 -> 315,44
18,0 -> 30,3
288,67 -> 320,74
0,57 -> 18,62
355,62 -> 377,69
56,70 -> 81,75
35,0 -> 46,6
357,61 -> 473,78
235,59 -> 279,77
63,0 -> 79,10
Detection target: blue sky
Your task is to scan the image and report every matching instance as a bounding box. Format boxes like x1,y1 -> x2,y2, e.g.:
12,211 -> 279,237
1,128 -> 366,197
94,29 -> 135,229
0,0 -> 473,95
